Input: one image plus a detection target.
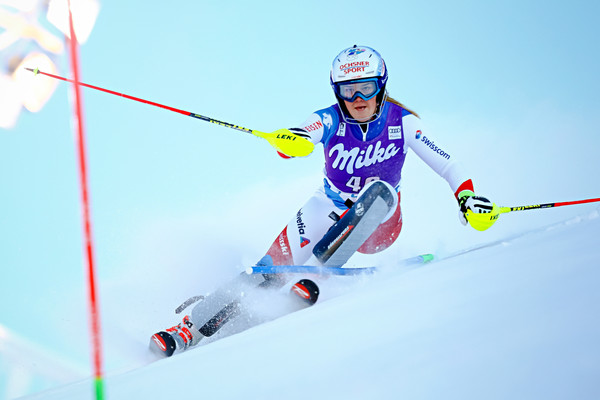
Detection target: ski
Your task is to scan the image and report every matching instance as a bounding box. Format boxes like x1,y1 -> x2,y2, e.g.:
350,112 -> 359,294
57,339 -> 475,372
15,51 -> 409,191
175,295 -> 204,314
313,181 -> 396,266
246,254 -> 434,276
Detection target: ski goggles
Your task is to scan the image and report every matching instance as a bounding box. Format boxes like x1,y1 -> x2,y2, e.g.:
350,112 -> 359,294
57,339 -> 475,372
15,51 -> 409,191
334,78 -> 382,102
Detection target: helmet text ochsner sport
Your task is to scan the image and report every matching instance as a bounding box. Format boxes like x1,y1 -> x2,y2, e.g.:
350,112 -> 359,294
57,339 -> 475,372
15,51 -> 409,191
339,61 -> 370,75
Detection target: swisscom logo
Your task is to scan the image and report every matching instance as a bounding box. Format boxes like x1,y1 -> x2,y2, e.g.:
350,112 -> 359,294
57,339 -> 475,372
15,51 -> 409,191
415,130 -> 422,139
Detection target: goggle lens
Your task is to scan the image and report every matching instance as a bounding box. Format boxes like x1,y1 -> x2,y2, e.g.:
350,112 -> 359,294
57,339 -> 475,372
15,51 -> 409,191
335,79 -> 380,102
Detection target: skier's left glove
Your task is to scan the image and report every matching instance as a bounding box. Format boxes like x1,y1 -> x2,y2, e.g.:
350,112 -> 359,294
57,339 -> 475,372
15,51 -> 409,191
458,190 -> 500,231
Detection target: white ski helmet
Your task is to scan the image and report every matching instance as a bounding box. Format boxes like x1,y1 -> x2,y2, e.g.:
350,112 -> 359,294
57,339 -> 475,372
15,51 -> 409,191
330,45 -> 388,123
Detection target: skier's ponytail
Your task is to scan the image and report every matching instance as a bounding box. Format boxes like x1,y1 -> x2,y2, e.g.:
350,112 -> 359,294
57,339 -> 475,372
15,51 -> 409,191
386,95 -> 420,119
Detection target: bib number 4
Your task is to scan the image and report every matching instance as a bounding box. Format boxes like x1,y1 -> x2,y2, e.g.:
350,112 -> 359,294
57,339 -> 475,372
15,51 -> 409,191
346,176 -> 380,192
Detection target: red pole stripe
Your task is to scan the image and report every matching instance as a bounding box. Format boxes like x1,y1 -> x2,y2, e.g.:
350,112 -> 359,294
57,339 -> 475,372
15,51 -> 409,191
554,198 -> 600,208
30,68 -> 191,116
66,2 -> 104,397
25,68 -> 255,135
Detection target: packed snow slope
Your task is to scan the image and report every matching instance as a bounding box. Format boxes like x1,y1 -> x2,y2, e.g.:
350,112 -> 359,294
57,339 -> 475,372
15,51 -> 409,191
23,209 -> 600,399
3,2 -> 600,398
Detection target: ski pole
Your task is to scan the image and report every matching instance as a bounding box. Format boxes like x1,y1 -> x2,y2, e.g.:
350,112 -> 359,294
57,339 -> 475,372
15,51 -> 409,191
247,254 -> 434,275
499,197 -> 600,214
25,67 -> 314,157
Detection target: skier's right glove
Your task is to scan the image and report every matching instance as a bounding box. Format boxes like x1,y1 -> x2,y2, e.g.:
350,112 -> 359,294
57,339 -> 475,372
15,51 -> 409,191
458,190 -> 500,231
268,128 -> 314,158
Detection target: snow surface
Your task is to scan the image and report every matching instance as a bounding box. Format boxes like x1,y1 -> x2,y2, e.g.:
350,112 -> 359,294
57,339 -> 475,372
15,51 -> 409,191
15,208 -> 600,399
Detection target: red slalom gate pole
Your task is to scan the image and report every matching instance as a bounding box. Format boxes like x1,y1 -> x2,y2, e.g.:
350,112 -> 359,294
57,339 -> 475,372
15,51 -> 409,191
66,2 -> 105,399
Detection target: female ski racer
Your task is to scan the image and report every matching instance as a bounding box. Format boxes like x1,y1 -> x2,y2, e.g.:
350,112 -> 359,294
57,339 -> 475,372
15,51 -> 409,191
259,45 -> 498,267
150,45 -> 499,357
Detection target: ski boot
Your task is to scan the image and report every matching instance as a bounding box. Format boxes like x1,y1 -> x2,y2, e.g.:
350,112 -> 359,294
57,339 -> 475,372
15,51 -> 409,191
150,315 -> 204,358
290,279 -> 319,307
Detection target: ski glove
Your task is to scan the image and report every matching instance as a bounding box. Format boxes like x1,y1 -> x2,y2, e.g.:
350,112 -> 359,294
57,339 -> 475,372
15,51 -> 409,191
271,128 -> 314,158
458,190 -> 500,231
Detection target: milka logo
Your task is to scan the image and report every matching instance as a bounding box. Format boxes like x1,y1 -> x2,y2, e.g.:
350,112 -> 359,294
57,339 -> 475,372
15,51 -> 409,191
329,141 -> 401,174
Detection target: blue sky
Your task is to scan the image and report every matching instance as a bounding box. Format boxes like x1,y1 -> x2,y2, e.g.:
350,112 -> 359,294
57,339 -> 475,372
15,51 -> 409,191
1,0 -> 600,394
